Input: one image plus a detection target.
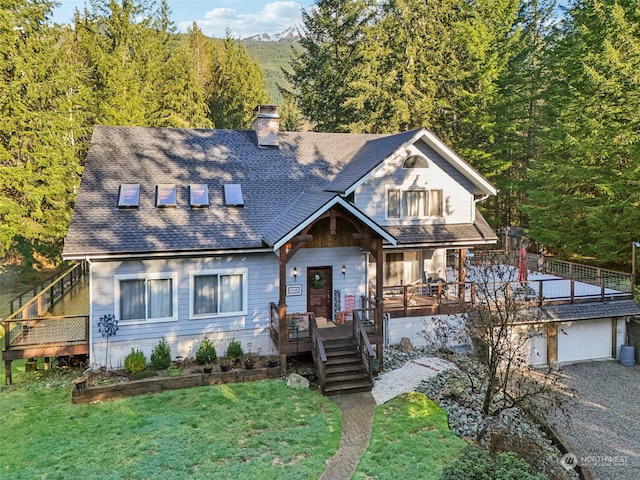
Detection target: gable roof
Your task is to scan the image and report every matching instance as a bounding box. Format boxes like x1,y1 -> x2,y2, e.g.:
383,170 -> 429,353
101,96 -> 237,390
63,126 -> 388,258
63,125 -> 496,259
324,128 -> 497,197
262,190 -> 396,251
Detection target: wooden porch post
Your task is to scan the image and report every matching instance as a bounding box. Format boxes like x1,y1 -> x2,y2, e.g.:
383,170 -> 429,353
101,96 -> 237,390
5,360 -> 11,385
278,246 -> 288,373
375,238 -> 384,363
458,248 -> 467,300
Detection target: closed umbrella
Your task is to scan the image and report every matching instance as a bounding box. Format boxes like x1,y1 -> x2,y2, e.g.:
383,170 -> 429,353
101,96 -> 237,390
518,246 -> 528,284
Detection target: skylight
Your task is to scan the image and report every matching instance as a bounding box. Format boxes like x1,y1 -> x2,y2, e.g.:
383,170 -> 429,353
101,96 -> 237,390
156,184 -> 177,207
224,184 -> 244,206
118,184 -> 140,208
190,184 -> 210,207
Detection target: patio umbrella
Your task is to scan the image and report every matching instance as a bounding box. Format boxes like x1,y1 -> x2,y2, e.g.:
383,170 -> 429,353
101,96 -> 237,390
518,246 -> 528,284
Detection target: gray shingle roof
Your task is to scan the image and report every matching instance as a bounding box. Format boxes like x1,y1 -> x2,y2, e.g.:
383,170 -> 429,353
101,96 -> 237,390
324,129 -> 421,193
539,300 -> 640,321
63,125 -> 496,258
384,210 -> 497,246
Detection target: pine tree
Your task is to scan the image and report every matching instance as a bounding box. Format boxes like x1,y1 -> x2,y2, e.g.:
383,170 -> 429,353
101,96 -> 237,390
524,0 -> 640,264
287,0 -> 371,132
0,1 -> 90,261
208,33 -> 268,129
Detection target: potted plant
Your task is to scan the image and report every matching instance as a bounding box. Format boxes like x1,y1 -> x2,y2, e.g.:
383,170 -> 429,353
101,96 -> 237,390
167,360 -> 181,377
219,357 -> 230,372
244,343 -> 255,369
195,336 -> 217,374
226,338 -> 244,368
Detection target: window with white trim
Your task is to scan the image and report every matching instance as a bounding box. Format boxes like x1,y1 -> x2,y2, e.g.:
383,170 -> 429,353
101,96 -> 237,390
387,189 -> 443,218
190,269 -> 247,318
116,274 -> 177,323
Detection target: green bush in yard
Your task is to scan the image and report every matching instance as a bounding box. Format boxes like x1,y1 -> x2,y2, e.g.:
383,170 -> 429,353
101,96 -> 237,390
440,446 -> 547,480
124,348 -> 147,374
226,337 -> 244,361
195,337 -> 217,365
150,337 -> 171,369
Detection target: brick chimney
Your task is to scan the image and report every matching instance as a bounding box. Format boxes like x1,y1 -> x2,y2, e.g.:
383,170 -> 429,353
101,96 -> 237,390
252,105 -> 279,148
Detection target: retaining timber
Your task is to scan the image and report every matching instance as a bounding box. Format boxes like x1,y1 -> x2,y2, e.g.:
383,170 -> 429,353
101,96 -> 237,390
71,365 -> 283,404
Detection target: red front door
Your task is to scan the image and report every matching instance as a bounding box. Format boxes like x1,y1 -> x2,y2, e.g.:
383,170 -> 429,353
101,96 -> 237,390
307,266 -> 333,320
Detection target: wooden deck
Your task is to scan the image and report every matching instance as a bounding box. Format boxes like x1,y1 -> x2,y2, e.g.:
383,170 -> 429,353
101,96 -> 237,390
3,264 -> 90,384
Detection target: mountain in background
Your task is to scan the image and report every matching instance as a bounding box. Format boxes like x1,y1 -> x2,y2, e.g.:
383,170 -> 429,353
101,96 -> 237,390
241,26 -> 300,43
241,28 -> 301,103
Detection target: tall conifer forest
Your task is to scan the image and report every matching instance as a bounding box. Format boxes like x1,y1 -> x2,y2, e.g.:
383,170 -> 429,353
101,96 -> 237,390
3,0 -> 639,268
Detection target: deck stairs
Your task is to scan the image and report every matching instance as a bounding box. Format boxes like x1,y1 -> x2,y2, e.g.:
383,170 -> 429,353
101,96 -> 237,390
322,337 -> 372,396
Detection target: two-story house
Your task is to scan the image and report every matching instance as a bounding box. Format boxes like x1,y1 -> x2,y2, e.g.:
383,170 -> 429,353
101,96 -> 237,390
62,105 -> 498,379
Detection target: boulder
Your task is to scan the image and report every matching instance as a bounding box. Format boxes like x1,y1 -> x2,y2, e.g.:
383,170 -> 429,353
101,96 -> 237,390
399,337 -> 413,353
287,373 -> 310,389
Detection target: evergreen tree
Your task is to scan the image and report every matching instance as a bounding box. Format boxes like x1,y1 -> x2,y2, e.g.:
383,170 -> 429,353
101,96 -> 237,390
524,0 -> 640,264
0,1 -> 90,261
476,0 -> 555,228
287,0 -> 372,132
74,0 -> 170,125
208,33 -> 268,129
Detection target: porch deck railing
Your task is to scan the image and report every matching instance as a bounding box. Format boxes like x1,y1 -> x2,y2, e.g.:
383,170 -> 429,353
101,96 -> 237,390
3,315 -> 90,354
380,257 -> 633,317
5,262 -> 87,321
309,313 -> 328,392
353,310 -> 375,383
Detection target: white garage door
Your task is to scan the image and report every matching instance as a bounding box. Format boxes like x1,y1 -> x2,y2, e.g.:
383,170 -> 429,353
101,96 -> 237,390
557,319 -> 612,363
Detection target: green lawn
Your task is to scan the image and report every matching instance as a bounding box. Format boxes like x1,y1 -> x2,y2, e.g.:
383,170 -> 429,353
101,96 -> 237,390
354,392 -> 467,480
0,371 -> 340,480
1,363 -> 466,479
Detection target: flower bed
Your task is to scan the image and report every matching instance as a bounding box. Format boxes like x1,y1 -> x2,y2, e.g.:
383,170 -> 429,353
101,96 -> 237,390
71,365 -> 282,404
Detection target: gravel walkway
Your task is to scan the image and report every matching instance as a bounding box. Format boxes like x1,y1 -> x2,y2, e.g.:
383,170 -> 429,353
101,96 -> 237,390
372,355 -> 455,405
552,361 -> 640,480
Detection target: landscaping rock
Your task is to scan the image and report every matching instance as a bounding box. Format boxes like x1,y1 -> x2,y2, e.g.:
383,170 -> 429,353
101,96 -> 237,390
287,373 -> 310,389
399,337 -> 413,353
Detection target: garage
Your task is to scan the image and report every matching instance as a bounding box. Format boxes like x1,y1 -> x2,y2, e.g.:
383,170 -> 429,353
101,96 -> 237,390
557,318 -> 612,363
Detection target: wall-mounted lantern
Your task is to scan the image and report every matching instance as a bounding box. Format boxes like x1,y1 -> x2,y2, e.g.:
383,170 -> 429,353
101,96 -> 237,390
293,266 -> 298,282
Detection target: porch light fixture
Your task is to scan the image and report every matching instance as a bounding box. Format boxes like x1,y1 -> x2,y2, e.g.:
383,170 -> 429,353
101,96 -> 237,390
341,265 -> 346,278
293,267 -> 298,281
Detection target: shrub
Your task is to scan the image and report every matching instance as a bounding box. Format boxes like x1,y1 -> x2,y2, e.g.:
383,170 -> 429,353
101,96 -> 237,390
124,348 -> 147,374
195,337 -> 217,365
440,446 -> 547,480
150,337 -> 171,369
226,338 -> 244,361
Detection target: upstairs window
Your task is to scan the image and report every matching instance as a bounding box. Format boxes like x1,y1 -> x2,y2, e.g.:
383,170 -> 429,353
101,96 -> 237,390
190,184 -> 209,207
403,155 -> 428,168
387,188 -> 443,218
156,184 -> 177,207
118,184 -> 140,208
224,184 -> 244,206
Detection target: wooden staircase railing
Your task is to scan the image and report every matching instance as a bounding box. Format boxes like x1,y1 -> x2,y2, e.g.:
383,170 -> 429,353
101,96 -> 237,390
309,313 -> 328,391
353,310 -> 376,383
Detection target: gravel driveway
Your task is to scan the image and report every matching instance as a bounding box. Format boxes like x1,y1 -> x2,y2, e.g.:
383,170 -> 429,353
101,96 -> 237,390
552,361 -> 640,480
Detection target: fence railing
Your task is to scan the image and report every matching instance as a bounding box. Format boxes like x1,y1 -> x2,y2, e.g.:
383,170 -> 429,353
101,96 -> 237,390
380,273 -> 633,317
5,262 -> 87,322
4,315 -> 89,352
309,313 -> 327,392
353,310 -> 376,383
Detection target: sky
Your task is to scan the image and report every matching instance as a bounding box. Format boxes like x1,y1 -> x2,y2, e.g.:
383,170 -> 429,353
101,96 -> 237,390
50,1 -> 316,38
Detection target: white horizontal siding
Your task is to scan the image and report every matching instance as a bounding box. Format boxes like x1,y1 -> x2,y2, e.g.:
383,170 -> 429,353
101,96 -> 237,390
354,141 -> 475,226
90,253 -> 279,368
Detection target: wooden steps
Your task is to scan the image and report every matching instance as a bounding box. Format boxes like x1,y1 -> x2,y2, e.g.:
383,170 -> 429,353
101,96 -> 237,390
322,338 -> 372,396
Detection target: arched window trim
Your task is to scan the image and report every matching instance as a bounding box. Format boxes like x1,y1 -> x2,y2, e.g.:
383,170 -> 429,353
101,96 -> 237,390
402,155 -> 429,169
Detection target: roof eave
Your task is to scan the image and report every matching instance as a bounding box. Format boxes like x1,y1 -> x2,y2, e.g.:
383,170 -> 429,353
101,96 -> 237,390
269,196 -> 397,251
